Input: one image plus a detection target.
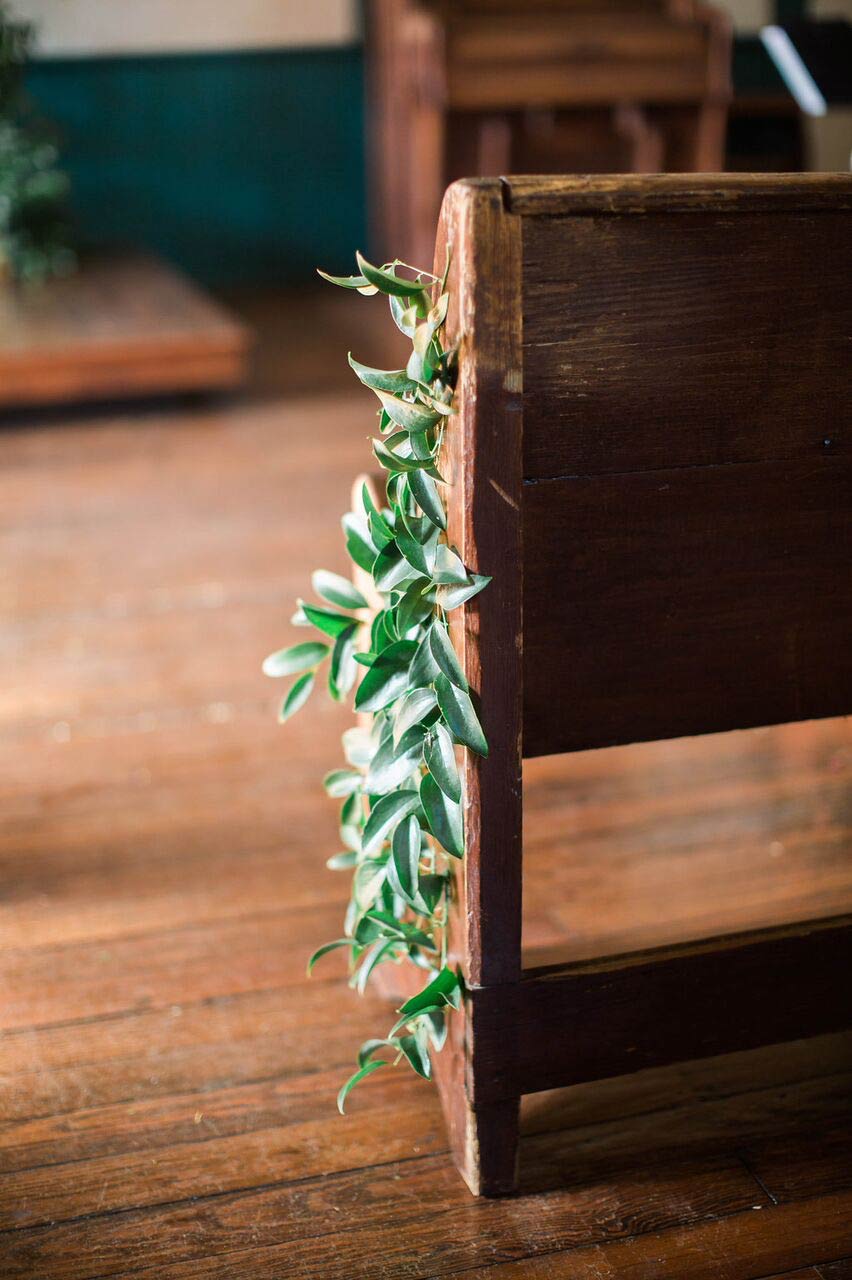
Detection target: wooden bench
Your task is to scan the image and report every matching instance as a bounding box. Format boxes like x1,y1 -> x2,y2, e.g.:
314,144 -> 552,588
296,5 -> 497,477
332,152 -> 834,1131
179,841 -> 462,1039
429,173 -> 852,1194
368,0 -> 732,266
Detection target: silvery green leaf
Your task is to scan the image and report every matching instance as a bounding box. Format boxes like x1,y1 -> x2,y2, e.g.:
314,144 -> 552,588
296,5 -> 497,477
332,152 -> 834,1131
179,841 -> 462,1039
262,641 -> 329,677
361,789 -> 421,854
330,626 -> 358,698
432,544 -> 469,585
435,674 -> 488,756
372,543 -> 412,593
389,814 -> 422,906
278,671 -> 314,723
342,512 -> 378,574
355,251 -> 426,298
355,938 -> 399,994
394,579 -> 433,635
326,850 -> 357,870
364,725 -> 425,795
323,768 -> 361,798
373,438 -> 433,475
395,520 -> 439,576
342,726 -> 372,768
437,573 -> 491,611
337,1059 -> 387,1114
306,938 -> 351,975
394,686 -> 438,744
430,623 -> 468,691
420,770 -> 464,858
390,294 -> 418,336
375,389 -> 441,433
398,1033 -> 431,1079
348,353 -> 419,396
316,268 -> 377,293
409,625 -> 441,687
424,721 -> 461,803
312,570 -> 367,611
408,467 -> 446,529
353,857 -> 387,907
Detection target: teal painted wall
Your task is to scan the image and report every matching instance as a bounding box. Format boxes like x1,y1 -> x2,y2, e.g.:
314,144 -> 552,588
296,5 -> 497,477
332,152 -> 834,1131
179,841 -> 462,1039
24,39 -> 787,288
26,48 -> 366,288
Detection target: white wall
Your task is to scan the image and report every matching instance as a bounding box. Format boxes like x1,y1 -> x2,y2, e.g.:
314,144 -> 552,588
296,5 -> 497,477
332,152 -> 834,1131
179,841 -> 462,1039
11,0 -> 359,57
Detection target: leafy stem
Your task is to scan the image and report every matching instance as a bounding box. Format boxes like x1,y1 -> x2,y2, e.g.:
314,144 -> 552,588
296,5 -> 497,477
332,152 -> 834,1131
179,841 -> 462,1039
263,253 -> 490,1109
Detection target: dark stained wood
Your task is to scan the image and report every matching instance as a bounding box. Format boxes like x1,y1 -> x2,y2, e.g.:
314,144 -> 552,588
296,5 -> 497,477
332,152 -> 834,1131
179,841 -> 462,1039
368,2 -> 731,268
505,171 -> 852,215
434,177 -> 524,1192
523,457 -> 852,756
522,210 -> 851,480
2,286 -> 852,1274
0,254 -> 250,408
470,916 -> 852,1104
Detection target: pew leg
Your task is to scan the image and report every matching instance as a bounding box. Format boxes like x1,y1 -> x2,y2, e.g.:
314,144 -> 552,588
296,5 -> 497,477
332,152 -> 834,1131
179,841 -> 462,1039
432,1002 -> 519,1196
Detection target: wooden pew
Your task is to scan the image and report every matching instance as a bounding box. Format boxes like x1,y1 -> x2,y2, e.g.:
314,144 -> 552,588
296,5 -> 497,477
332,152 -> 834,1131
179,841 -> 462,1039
431,172 -> 852,1194
368,0 -> 732,266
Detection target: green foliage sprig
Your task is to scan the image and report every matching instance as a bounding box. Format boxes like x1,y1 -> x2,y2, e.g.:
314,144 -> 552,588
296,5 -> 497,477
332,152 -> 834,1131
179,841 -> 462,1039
0,2 -> 74,284
264,251 -> 490,1109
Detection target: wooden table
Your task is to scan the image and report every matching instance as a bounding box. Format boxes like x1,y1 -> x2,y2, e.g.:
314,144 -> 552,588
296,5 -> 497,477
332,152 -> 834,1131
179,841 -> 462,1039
0,253 -> 251,409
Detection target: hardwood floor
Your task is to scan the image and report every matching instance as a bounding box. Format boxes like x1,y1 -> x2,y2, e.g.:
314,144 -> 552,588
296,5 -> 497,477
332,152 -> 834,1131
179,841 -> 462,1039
1,290 -> 850,1279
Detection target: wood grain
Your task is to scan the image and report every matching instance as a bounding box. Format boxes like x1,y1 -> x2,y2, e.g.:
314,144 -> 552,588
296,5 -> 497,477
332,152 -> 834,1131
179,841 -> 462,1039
523,457 -> 852,756
505,172 -> 852,215
0,254 -> 250,407
522,210 -> 850,480
2,286 -> 851,1274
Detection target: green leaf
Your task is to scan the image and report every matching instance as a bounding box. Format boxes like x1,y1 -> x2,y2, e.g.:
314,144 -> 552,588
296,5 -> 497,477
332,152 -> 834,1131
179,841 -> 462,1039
437,573 -> 491,611
348,353 -> 419,396
323,769 -> 361,798
355,938 -> 399,994
408,467 -> 446,529
397,511 -> 440,576
358,1038 -> 393,1067
409,625 -> 441,687
342,512 -> 379,575
354,639 -> 416,712
306,938 -> 350,975
391,814 -> 422,905
355,251 -> 426,298
417,873 -> 448,914
398,1033 -> 432,1079
312,569 -> 367,611
399,966 -> 461,1019
420,770 -> 464,858
374,389 -> 441,434
278,671 -> 314,723
262,641 -> 329,677
394,686 -> 438,744
373,438 -> 433,476
361,788 -> 422,854
317,268 -> 378,295
372,542 -> 414,593
361,483 -> 394,546
389,294 -> 418,337
326,850 -> 357,870
302,601 -> 360,639
337,1059 -> 387,1113
342,726 -> 373,768
435,674 -> 488,756
432,544 -> 469,585
430,623 -> 468,691
358,909 -> 432,948
330,625 -> 358,698
364,725 -> 425,795
353,858 -> 386,908
425,721 -> 462,803
394,578 -> 434,635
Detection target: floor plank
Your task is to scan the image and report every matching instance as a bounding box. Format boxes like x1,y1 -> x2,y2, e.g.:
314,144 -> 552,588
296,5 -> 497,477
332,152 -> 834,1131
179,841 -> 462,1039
1,288 -> 850,1278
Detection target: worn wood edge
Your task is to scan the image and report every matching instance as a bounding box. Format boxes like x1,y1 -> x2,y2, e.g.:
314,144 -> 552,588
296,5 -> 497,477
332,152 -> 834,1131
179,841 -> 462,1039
501,172 -> 852,216
439,177 -> 524,991
470,912 -> 852,1104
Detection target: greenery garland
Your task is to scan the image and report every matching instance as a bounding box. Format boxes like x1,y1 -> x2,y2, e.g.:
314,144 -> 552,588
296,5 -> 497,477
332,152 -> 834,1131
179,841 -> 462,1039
263,251 -> 489,1110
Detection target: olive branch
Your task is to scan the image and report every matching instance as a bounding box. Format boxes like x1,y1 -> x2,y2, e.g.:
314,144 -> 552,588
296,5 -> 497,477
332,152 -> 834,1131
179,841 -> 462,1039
263,251 -> 489,1110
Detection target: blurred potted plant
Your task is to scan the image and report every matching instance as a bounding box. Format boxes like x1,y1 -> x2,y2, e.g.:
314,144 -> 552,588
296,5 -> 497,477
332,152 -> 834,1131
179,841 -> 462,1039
0,1 -> 74,284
